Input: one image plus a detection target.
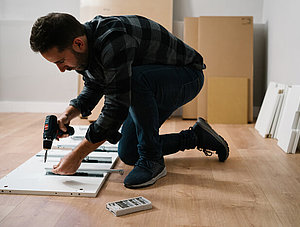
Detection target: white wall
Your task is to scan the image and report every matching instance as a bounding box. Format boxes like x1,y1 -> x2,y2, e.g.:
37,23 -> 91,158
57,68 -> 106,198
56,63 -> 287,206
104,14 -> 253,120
1,0 -> 298,114
0,0 -> 80,113
263,0 -> 300,85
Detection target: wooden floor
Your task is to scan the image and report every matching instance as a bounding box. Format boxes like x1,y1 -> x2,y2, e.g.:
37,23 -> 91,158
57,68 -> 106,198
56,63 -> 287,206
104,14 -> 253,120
0,113 -> 299,227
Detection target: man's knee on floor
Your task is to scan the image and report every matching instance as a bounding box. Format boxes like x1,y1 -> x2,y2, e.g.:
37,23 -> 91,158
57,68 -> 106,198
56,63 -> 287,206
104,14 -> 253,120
118,147 -> 139,166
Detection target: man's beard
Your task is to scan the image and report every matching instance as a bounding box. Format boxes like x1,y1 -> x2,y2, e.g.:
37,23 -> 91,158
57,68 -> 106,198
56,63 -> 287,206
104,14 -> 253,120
71,48 -> 89,71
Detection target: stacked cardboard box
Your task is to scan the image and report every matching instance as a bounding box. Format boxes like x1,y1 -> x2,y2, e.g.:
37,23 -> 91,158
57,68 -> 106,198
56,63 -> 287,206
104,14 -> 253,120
183,16 -> 253,124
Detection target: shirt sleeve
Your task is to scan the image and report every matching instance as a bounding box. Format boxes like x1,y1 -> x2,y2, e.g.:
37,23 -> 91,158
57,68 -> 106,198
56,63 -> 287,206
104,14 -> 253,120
85,31 -> 137,144
69,76 -> 104,118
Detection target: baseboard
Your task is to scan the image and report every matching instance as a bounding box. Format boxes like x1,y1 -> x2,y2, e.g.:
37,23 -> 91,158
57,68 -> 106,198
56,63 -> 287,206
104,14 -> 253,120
0,101 -> 69,113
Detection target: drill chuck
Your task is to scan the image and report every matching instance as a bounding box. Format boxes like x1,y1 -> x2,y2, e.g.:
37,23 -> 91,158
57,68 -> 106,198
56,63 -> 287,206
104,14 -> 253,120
43,139 -> 53,150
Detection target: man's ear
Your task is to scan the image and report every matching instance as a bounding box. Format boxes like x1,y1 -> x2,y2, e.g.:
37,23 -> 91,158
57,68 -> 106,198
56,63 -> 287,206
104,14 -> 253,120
72,37 -> 85,52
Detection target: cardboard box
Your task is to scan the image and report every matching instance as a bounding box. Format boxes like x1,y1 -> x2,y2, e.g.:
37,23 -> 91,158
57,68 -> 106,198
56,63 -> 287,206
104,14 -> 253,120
207,77 -> 248,124
182,16 -> 253,123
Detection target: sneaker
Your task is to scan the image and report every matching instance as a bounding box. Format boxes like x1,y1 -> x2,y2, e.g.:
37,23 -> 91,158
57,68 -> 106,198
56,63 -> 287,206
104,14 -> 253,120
124,158 -> 167,189
193,117 -> 229,162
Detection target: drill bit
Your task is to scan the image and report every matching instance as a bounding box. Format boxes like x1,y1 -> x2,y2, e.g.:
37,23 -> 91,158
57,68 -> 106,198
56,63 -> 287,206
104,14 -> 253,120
44,149 -> 48,163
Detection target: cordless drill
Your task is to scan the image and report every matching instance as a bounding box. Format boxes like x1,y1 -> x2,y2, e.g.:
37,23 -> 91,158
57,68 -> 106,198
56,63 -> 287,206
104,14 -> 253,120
43,115 -> 75,163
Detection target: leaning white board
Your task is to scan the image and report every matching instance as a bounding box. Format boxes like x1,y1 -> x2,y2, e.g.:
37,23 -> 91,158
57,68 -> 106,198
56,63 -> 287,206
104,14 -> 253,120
277,85 -> 300,154
255,82 -> 286,138
274,87 -> 290,139
0,150 -> 119,197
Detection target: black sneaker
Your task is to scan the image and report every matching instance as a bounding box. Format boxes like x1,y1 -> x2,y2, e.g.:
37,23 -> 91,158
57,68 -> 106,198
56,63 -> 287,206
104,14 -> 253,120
193,117 -> 229,162
124,158 -> 167,189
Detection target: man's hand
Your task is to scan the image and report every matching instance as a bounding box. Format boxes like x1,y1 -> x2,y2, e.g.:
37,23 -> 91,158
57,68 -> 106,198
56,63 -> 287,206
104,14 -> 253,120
52,150 -> 82,175
52,138 -> 105,175
57,106 -> 81,138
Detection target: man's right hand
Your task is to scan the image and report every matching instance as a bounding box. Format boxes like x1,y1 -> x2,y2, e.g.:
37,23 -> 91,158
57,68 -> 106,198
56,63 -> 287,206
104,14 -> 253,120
57,106 -> 81,137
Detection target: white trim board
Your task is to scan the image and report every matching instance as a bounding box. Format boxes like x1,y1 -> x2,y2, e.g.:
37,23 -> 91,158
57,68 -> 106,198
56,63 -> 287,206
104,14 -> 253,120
255,82 -> 286,138
273,86 -> 290,139
270,87 -> 286,138
0,150 -> 119,197
276,85 -> 300,154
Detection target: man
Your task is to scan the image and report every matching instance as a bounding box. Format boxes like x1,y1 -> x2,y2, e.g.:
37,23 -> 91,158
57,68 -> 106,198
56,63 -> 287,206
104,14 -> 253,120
30,13 -> 229,189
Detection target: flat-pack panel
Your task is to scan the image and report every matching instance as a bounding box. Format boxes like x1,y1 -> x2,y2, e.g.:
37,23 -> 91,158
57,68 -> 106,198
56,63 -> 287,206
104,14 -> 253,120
207,77 -> 248,124
277,85 -> 300,153
0,125 -> 120,197
0,150 -> 119,197
255,82 -> 286,138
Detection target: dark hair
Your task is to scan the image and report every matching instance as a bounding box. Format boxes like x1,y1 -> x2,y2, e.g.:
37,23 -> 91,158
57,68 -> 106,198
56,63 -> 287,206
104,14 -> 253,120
30,13 -> 85,53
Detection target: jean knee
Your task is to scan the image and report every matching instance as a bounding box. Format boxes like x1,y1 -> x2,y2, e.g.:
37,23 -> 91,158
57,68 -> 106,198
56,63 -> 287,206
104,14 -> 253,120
118,145 -> 139,166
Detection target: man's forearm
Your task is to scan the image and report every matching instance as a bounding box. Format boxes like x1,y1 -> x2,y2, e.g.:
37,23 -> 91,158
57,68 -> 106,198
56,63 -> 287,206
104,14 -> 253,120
57,105 -> 81,132
74,138 -> 106,161
52,138 -> 106,175
62,105 -> 81,122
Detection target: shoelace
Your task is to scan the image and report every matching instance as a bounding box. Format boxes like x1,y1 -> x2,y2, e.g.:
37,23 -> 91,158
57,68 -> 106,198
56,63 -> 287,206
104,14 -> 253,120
190,126 -> 214,157
197,147 -> 213,156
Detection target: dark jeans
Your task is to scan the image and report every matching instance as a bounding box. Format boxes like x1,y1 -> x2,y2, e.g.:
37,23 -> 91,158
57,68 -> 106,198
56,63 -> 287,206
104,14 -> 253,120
118,65 -> 204,165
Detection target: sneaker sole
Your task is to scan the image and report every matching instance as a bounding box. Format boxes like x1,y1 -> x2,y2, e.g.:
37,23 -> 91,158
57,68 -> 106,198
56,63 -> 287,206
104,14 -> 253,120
124,167 -> 167,189
197,118 -> 229,162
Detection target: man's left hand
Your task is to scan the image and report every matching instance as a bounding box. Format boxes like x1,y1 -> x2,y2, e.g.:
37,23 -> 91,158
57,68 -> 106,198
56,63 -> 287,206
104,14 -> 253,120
52,150 -> 82,175
52,138 -> 105,175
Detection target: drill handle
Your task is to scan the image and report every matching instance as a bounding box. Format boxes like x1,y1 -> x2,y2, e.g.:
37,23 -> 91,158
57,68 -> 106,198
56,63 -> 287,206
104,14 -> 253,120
57,124 -> 75,137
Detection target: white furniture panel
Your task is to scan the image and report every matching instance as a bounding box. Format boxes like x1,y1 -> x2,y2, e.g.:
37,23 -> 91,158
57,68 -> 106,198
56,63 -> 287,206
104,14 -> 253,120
277,85 -> 300,154
0,125 -> 120,197
255,82 -> 286,138
0,151 -> 119,197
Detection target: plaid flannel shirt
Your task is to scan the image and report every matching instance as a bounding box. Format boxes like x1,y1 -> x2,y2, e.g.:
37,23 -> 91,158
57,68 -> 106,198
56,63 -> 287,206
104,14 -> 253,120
70,15 -> 204,144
